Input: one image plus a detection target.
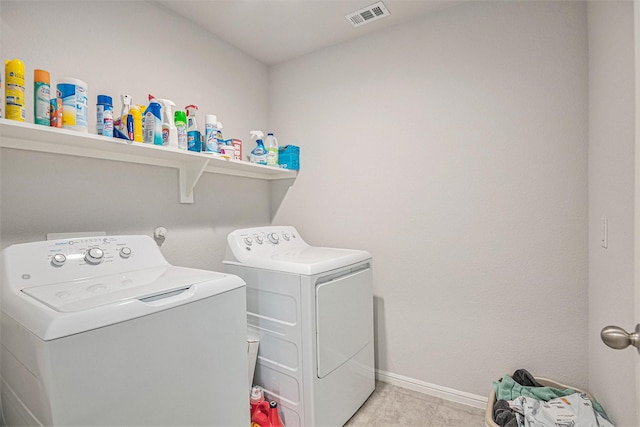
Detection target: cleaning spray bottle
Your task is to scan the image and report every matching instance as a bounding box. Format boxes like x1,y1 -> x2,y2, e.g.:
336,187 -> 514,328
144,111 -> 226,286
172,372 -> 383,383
143,98 -> 163,145
216,121 -> 225,152
174,110 -> 188,150
186,104 -> 201,152
249,130 -> 267,165
116,94 -> 132,133
205,114 -> 218,153
159,99 -> 178,148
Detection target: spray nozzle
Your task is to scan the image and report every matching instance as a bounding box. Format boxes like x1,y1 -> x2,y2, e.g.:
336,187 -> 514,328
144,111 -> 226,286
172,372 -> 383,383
250,130 -> 264,140
158,99 -> 176,121
185,104 -> 198,116
121,94 -> 132,105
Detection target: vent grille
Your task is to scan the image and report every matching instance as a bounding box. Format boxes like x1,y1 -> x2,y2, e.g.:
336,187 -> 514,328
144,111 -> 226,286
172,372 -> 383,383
345,2 -> 390,28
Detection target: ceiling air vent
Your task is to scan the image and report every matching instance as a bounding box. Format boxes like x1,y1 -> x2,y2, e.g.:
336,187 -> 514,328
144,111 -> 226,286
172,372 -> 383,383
345,1 -> 390,28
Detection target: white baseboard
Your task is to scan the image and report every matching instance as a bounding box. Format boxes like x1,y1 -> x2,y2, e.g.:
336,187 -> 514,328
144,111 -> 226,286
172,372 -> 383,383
375,369 -> 488,410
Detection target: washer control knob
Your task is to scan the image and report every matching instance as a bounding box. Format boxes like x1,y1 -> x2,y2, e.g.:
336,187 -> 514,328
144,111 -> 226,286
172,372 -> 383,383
255,235 -> 264,244
85,248 -> 104,265
283,233 -> 290,241
119,247 -> 132,258
268,233 -> 280,244
243,237 -> 253,246
51,253 -> 66,267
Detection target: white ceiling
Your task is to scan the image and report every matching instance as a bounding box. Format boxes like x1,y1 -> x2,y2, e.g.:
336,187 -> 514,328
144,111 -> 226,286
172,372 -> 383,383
157,0 -> 463,65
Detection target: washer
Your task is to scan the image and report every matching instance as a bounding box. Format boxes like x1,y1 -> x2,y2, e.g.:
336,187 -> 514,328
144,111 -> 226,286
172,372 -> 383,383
1,235 -> 249,426
224,226 -> 375,427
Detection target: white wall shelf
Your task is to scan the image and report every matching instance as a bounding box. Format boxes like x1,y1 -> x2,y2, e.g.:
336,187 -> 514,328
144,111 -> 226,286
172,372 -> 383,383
0,119 -> 297,203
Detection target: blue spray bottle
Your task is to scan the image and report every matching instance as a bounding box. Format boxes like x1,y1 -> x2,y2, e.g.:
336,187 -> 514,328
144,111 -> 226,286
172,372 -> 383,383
249,130 -> 267,165
143,98 -> 163,145
186,104 -> 201,152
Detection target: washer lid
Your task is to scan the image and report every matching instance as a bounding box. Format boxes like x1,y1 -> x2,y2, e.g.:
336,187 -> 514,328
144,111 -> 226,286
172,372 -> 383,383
21,266 -> 221,313
5,266 -> 246,341
227,247 -> 371,275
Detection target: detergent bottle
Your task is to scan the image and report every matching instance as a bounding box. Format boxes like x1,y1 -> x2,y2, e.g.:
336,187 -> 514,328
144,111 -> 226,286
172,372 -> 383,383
159,99 -> 178,148
143,99 -> 163,145
249,130 -> 267,165
250,386 -> 265,417
251,401 -> 270,427
265,133 -> 279,166
269,401 -> 283,427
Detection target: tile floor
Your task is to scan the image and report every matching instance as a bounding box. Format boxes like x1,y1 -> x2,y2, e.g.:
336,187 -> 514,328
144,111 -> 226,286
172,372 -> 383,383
345,381 -> 487,426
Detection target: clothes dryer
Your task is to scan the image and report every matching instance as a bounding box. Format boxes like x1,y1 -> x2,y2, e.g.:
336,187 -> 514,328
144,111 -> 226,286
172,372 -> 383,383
1,235 -> 249,426
224,226 -> 375,427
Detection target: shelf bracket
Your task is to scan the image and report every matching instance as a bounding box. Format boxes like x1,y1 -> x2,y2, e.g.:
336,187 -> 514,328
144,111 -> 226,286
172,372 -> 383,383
179,158 -> 210,203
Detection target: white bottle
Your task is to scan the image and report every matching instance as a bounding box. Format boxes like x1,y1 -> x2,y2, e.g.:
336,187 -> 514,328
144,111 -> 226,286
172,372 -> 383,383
159,99 -> 178,148
265,132 -> 279,166
205,114 -> 218,153
117,94 -> 132,132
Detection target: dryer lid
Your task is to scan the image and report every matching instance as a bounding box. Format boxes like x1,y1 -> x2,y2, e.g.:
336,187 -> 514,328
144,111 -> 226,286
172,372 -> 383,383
226,247 -> 371,275
225,226 -> 371,275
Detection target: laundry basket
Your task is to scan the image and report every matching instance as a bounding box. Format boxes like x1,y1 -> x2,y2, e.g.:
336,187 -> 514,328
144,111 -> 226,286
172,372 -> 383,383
484,377 -> 592,427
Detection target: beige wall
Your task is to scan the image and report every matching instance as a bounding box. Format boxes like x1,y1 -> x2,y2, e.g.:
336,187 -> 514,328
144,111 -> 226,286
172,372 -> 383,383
270,1 -> 589,397
0,1 -> 272,271
4,1 -> 636,422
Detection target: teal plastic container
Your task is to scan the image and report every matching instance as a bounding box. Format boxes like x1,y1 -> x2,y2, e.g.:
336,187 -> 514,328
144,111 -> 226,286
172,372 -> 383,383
278,145 -> 300,170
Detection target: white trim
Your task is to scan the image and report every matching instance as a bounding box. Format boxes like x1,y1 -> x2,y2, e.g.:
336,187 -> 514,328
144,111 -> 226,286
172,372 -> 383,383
634,1 -> 640,425
375,369 -> 488,409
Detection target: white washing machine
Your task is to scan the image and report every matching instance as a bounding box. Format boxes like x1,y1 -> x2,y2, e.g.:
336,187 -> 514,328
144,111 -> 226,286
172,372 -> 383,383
1,235 -> 249,426
224,226 -> 375,427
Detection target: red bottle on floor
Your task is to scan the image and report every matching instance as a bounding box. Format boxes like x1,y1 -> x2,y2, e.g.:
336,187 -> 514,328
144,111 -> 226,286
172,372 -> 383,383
251,401 -> 270,427
269,401 -> 283,427
250,386 -> 265,417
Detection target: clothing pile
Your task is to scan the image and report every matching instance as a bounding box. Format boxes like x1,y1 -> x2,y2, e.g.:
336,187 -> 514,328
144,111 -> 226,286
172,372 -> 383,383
492,369 -> 614,427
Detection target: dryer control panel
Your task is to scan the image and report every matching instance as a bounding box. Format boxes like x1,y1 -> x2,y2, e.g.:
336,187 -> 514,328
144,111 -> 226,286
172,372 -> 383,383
226,226 -> 309,262
1,235 -> 169,290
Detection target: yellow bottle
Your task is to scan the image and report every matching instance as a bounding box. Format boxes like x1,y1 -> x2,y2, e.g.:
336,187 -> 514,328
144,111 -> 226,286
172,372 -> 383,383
130,105 -> 143,142
5,59 -> 25,122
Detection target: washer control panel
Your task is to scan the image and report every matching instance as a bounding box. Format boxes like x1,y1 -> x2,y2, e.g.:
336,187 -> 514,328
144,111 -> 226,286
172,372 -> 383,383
3,235 -> 168,290
46,236 -> 135,268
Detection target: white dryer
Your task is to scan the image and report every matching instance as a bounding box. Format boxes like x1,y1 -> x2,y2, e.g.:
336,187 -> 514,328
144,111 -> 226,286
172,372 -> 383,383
1,235 -> 249,426
224,226 -> 375,427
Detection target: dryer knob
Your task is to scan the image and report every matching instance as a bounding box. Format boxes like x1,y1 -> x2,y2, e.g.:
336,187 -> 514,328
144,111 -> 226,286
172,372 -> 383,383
268,233 -> 280,244
120,247 -> 132,258
255,235 -> 264,244
85,248 -> 104,265
51,253 -> 66,267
